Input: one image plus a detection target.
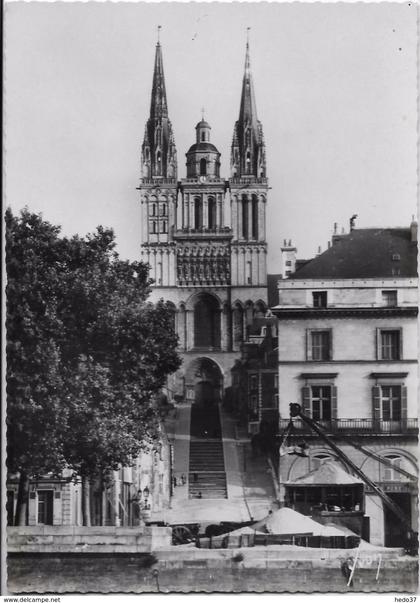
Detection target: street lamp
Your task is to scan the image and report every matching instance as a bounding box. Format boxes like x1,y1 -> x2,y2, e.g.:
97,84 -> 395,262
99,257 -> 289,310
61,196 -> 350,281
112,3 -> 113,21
128,489 -> 142,505
143,486 -> 151,509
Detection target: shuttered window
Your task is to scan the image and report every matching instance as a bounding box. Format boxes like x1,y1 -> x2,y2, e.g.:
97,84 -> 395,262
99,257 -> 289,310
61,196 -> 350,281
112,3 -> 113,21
377,329 -> 402,360
381,385 -> 402,420
372,384 -> 407,421
302,385 -> 337,420
306,330 -> 332,361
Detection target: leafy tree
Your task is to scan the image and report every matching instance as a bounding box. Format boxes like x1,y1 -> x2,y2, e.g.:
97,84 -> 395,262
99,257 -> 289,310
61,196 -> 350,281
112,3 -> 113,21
6,208 -> 181,525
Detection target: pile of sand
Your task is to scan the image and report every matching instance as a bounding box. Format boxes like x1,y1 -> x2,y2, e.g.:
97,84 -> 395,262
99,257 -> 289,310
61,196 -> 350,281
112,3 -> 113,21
253,507 -> 349,537
227,526 -> 265,537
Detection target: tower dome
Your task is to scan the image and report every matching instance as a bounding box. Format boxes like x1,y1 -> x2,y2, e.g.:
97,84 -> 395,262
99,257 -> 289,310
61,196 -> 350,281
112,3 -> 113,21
186,118 -> 221,179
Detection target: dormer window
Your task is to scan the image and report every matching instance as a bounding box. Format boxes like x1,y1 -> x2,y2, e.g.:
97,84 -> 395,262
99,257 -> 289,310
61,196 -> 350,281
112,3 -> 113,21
382,290 -> 397,307
313,291 -> 328,308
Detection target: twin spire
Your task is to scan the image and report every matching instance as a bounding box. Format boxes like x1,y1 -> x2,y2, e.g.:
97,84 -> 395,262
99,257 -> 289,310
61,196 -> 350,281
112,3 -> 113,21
141,29 -> 266,181
231,33 -> 266,179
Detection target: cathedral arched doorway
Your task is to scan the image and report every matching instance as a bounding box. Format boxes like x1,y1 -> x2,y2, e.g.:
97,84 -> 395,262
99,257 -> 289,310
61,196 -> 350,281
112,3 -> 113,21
193,293 -> 221,350
185,357 -> 223,407
185,357 -> 224,439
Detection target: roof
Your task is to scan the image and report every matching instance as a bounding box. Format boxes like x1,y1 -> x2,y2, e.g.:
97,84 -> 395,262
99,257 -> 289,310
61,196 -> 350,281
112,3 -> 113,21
285,461 -> 363,486
196,119 -> 211,129
186,142 -> 220,155
291,228 -> 417,279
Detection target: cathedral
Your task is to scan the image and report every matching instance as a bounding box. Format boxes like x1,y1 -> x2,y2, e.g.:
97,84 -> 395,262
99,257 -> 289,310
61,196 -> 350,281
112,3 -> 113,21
139,36 -> 269,406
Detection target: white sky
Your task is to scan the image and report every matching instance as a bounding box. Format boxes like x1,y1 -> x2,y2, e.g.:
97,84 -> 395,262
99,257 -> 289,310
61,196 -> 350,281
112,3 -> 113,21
4,2 -> 418,270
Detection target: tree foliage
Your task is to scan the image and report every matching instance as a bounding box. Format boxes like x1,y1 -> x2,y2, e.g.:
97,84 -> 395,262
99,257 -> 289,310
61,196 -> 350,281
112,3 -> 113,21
6,208 -> 181,492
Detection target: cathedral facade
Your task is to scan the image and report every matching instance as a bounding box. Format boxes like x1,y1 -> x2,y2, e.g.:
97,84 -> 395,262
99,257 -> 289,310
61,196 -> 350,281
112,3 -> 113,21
138,38 -> 269,404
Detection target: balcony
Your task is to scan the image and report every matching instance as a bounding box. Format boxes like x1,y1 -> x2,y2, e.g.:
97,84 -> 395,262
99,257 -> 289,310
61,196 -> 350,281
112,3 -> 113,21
173,227 -> 232,240
278,418 -> 418,436
230,177 -> 268,186
139,178 -> 177,185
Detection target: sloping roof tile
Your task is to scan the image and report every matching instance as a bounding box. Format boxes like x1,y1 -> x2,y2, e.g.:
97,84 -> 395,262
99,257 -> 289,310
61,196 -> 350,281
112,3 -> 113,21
291,228 -> 417,279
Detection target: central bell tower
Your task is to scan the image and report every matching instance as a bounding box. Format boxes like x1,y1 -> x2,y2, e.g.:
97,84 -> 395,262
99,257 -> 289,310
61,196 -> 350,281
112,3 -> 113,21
138,33 -> 269,400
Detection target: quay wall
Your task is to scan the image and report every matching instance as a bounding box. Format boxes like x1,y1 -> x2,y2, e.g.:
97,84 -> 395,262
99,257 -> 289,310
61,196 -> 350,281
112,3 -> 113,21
7,547 -> 418,594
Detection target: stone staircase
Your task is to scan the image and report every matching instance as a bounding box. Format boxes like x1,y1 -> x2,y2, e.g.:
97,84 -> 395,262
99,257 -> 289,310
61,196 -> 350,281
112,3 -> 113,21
189,405 -> 227,499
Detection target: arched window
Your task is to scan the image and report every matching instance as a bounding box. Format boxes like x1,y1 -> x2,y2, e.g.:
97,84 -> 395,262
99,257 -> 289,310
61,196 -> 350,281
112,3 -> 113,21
242,196 -> 248,239
382,454 -> 402,481
200,158 -> 207,176
232,304 -> 244,351
254,301 -> 266,319
201,132 -> 206,142
252,195 -> 258,239
160,204 -> 167,216
246,261 -> 252,285
208,198 -> 216,229
194,198 -> 201,229
151,204 -> 156,216
194,294 -> 220,349
312,453 -> 331,471
246,151 -> 251,174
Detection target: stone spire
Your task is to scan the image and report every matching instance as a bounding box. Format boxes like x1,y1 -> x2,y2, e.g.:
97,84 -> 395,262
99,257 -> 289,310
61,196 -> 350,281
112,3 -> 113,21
231,33 -> 266,179
141,31 -> 177,180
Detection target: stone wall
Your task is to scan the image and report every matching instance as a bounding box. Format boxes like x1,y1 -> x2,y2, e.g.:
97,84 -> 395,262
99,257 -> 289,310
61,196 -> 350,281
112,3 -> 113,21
7,526 -> 172,554
7,547 -> 418,594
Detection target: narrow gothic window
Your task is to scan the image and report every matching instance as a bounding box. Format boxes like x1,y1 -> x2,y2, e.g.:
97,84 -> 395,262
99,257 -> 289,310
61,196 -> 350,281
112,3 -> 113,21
246,261 -> 252,284
194,198 -> 201,229
200,158 -> 207,176
252,196 -> 258,239
233,305 -> 244,350
208,198 -> 216,229
242,197 -> 248,239
246,151 -> 251,174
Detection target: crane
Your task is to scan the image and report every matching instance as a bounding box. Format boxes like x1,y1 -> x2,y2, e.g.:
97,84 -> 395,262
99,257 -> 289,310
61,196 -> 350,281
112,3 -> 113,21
288,403 -> 416,548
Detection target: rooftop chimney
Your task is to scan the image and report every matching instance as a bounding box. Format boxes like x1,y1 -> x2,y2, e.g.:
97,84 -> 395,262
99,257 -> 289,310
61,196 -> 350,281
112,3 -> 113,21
410,218 -> 418,243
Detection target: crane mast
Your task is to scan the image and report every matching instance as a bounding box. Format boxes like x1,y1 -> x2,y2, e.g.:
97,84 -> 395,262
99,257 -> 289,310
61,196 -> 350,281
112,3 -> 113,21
289,403 -> 413,534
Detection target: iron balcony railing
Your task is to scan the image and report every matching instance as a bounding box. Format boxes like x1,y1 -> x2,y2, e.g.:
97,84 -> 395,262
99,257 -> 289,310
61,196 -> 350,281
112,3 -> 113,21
140,178 -> 177,185
278,418 -> 418,436
230,177 -> 268,186
173,227 -> 232,238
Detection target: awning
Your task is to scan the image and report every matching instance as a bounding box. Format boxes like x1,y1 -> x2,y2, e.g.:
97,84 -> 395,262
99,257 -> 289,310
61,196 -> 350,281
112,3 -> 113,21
285,461 -> 364,486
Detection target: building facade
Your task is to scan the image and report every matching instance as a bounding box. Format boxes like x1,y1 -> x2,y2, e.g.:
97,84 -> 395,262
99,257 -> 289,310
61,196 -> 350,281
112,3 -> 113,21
7,440 -> 171,527
230,315 -> 279,435
138,39 -> 269,404
272,224 -> 418,547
